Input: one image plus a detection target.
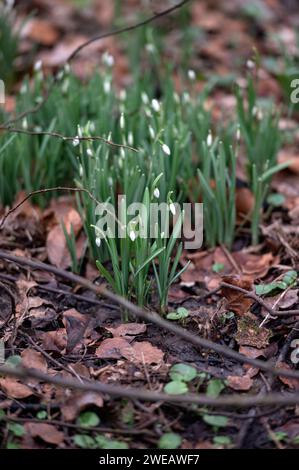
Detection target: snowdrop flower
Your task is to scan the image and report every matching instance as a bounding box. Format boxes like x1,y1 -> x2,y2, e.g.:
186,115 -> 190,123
153,188 -> 160,198
89,122 -> 95,133
87,148 -> 93,157
173,92 -> 180,104
102,52 -> 114,67
64,63 -> 70,74
128,132 -> 134,146
77,125 -> 83,138
145,108 -> 152,118
103,79 -> 111,94
207,130 -> 213,147
120,147 -> 125,159
151,99 -> 161,113
95,237 -> 102,247
34,60 -> 43,72
20,83 -> 27,94
161,143 -> 171,156
149,125 -> 155,140
183,92 -> 190,103
79,164 -> 83,177
34,126 -> 42,132
188,69 -> 196,81
246,59 -> 255,70
257,108 -> 263,121
120,113 -> 125,130
169,203 -> 176,216
129,230 -> 136,242
146,43 -> 155,54
119,89 -> 127,101
22,118 -> 28,130
72,136 -> 80,147
141,92 -> 149,105
108,177 -> 113,186
236,126 -> 241,141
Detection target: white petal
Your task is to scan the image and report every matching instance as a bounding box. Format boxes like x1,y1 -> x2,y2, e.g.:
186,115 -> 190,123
162,144 -> 171,156
95,237 -> 101,247
154,188 -> 160,198
169,203 -> 176,216
129,230 -> 136,242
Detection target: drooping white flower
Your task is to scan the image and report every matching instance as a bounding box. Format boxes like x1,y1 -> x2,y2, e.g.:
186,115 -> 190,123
188,69 -> 196,81
145,43 -> 155,54
129,230 -> 136,242
72,136 -> 80,147
119,89 -> 127,101
169,203 -> 176,216
95,237 -> 102,247
153,188 -> 160,198
102,52 -> 114,67
103,79 -> 111,94
22,118 -> 28,130
79,164 -> 83,177
128,132 -> 134,146
120,113 -> 125,130
34,60 -> 43,72
236,126 -> 241,141
87,148 -> 93,157
246,59 -> 255,70
149,126 -> 155,140
161,143 -> 171,156
207,130 -> 213,147
141,92 -> 149,105
151,99 -> 161,113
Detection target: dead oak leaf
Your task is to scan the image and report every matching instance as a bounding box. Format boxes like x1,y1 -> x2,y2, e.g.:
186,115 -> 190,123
61,391 -> 104,422
96,337 -> 131,360
123,341 -> 164,365
25,422 -> 64,445
21,349 -> 47,373
0,378 -> 33,399
227,374 -> 253,391
106,323 -> 146,340
221,276 -> 253,315
63,308 -> 90,354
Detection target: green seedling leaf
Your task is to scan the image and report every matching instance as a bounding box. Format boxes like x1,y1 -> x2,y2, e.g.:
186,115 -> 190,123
164,381 -> 188,395
206,379 -> 225,398
166,307 -> 189,321
8,423 -> 25,437
5,355 -> 22,368
212,263 -> 225,273
267,193 -> 285,207
73,434 -> 96,449
78,411 -> 100,428
256,270 -> 297,296
158,433 -> 182,449
203,414 -> 228,428
36,411 -> 47,420
213,435 -> 232,446
169,363 -> 197,382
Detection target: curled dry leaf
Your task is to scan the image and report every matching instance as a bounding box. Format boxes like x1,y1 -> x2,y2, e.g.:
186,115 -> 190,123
63,308 -> 90,354
96,338 -> 164,365
96,337 -> 131,360
25,422 -> 64,445
221,275 -> 253,315
0,378 -> 33,399
276,362 -> 299,390
106,323 -> 147,340
38,328 -> 67,353
227,374 -> 253,391
61,391 -> 104,422
21,349 -> 48,373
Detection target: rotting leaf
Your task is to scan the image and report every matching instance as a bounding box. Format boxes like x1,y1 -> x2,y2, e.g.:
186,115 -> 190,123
63,308 -> 90,353
25,422 -> 64,445
221,276 -> 253,315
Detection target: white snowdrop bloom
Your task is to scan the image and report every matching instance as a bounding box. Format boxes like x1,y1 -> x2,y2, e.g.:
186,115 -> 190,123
141,92 -> 149,105
34,60 -> 43,72
120,147 -> 125,159
145,108 -> 152,118
257,108 -> 263,120
119,89 -> 127,101
35,96 -> 43,104
120,113 -> 125,130
102,52 -> 114,67
77,125 -> 83,138
89,122 -> 95,133
34,126 -> 42,132
188,69 -> 196,81
87,148 -> 93,157
103,79 -> 111,94
95,237 -> 102,247
151,99 -> 161,113
79,164 -> 83,177
236,126 -> 241,141
173,92 -> 180,104
129,230 -> 136,242
162,143 -> 171,156
72,136 -> 80,147
153,188 -> 160,198
252,106 -> 258,116
183,92 -> 190,103
149,126 -> 155,140
20,83 -> 27,94
161,231 -> 165,238
146,43 -> 155,54
64,63 -> 70,74
22,118 -> 28,130
108,177 -> 113,186
207,130 -> 213,147
246,59 -> 255,70
169,203 -> 176,216
128,132 -> 134,146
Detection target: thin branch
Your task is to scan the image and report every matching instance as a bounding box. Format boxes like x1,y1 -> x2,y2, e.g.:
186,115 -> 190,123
0,249 -> 299,382
220,282 -> 299,317
0,364 -> 298,408
0,187 -> 100,230
0,127 -> 138,153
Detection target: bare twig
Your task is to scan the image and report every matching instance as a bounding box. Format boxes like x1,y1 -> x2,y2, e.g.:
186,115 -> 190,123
0,364 -> 298,408
220,282 -> 299,317
0,127 -> 138,153
0,249 -> 299,381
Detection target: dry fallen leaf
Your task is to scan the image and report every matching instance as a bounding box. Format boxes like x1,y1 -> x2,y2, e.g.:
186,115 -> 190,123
96,337 -> 132,360
227,374 -> 253,391
106,323 -> 147,340
63,308 -> 90,353
61,391 -> 104,422
221,275 -> 253,315
25,422 -> 64,445
21,349 -> 48,373
0,378 -> 33,399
